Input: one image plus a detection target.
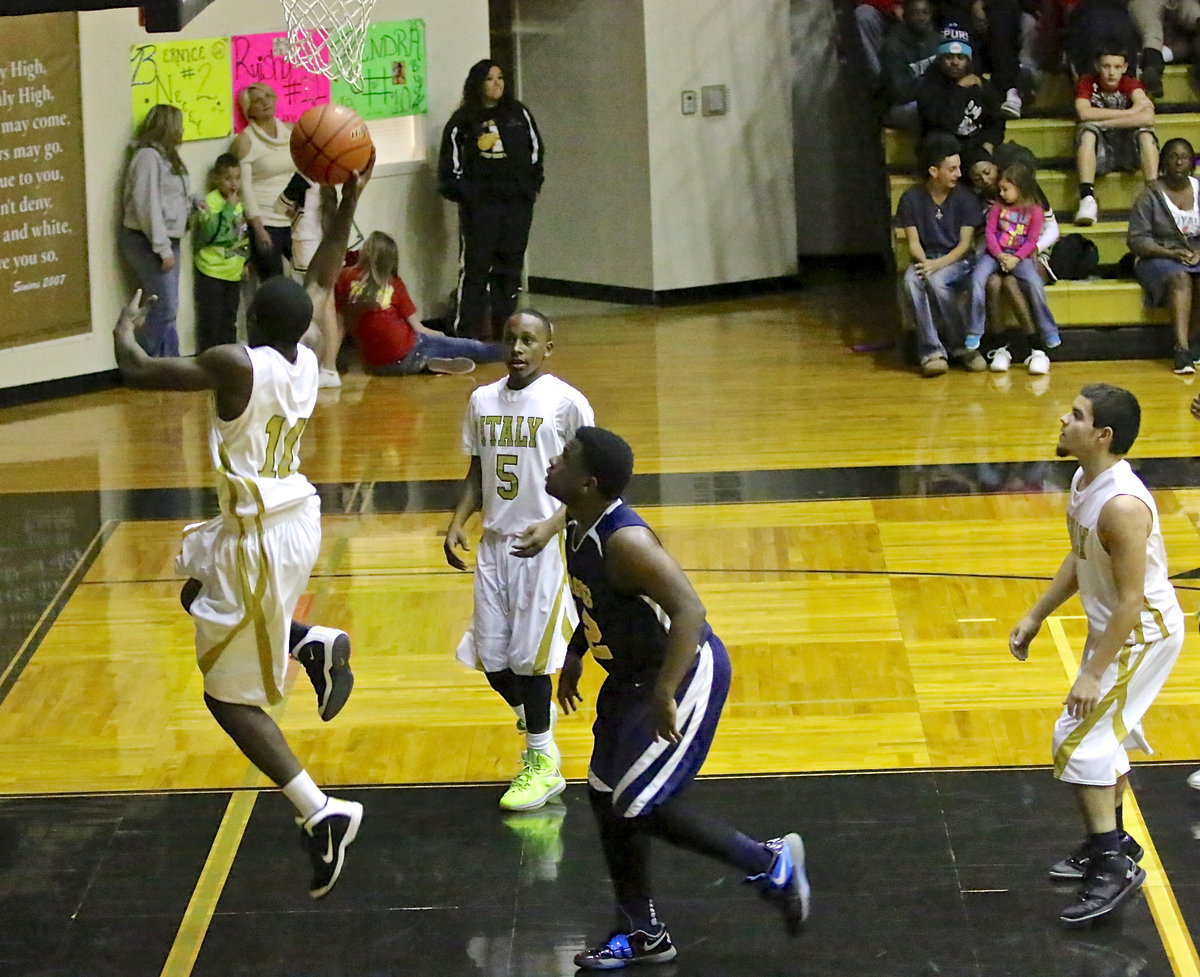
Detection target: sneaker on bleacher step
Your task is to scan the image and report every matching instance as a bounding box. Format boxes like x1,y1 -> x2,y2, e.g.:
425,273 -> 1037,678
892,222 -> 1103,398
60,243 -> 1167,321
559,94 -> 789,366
1001,88 -> 1022,119
1025,349 -> 1050,376
1074,196 -> 1098,226
987,346 -> 1012,372
1174,347 -> 1196,375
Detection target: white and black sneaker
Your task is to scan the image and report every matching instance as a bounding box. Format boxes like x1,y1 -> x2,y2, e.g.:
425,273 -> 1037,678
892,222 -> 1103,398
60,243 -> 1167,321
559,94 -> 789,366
1059,851 -> 1146,926
1049,832 -> 1143,881
292,625 -> 353,721
574,925 -> 677,969
299,797 -> 363,899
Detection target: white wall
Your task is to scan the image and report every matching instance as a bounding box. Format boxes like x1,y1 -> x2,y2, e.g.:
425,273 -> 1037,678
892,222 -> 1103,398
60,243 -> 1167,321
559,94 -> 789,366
518,0 -> 795,294
520,0 -> 654,291
0,0 -> 488,390
643,0 -> 796,291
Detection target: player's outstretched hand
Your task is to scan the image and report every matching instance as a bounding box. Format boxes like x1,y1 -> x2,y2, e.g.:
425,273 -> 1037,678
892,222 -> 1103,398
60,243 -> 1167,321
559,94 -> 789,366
1008,616 -> 1040,661
510,518 -> 555,559
115,289 -> 156,336
557,654 -> 584,715
443,525 -> 470,570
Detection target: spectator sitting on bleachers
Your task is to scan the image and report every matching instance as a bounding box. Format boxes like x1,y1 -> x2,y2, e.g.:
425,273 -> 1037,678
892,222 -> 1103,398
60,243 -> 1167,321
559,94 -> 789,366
895,133 -> 988,377
1127,137 -> 1200,374
881,0 -> 941,132
1073,43 -> 1158,225
1130,0 -> 1200,97
917,25 -> 1007,161
966,145 -> 1062,370
966,161 -> 1062,374
856,0 -> 903,88
936,0 -> 1027,116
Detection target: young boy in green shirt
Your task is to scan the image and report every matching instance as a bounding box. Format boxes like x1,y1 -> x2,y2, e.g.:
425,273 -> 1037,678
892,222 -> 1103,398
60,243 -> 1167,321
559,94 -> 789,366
193,153 -> 249,351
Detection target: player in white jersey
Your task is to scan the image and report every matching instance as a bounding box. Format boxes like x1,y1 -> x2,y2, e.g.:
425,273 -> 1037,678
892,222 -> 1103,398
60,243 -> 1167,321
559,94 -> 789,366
445,310 -> 594,812
112,170 -> 368,900
1010,384 -> 1183,926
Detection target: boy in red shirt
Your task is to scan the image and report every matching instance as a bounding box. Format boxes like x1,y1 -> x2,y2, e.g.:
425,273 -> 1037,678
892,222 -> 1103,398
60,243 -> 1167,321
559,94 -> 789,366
1073,47 -> 1158,225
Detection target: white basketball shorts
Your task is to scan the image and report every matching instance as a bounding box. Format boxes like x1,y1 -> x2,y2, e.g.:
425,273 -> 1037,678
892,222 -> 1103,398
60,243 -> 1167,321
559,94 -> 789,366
1053,629 -> 1184,786
176,495 -> 321,707
455,530 -> 577,676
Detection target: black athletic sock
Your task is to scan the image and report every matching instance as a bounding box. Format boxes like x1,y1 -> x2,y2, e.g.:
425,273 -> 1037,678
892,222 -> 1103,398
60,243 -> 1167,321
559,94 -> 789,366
289,620 -> 311,652
1089,828 -> 1122,856
515,673 -> 553,734
644,795 -> 774,876
618,899 -> 658,934
589,788 -> 653,910
484,668 -> 524,709
1079,182 -> 1094,199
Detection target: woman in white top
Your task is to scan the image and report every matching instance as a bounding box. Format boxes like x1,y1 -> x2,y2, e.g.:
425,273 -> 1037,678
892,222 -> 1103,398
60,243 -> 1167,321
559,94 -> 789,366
232,83 -> 296,279
1127,137 -> 1200,374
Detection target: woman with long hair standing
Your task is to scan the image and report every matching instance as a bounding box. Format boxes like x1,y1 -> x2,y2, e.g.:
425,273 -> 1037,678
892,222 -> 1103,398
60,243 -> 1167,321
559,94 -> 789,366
120,103 -> 194,356
438,60 -> 544,340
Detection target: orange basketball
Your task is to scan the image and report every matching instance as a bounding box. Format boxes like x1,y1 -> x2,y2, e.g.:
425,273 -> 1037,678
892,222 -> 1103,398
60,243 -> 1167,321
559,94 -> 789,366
290,103 -> 374,185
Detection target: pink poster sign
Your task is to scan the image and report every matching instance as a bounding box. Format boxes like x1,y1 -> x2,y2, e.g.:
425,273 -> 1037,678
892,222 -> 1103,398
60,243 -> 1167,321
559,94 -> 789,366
230,31 -> 330,131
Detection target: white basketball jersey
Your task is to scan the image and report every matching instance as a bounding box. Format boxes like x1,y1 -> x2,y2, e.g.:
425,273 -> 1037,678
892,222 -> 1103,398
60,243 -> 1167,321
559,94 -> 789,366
1067,460 -> 1182,644
462,373 -> 594,535
210,344 -> 319,521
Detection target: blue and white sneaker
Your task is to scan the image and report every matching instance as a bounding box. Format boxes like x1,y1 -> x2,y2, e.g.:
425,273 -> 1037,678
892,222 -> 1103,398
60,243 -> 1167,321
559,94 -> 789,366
746,832 -> 811,936
574,926 -> 677,970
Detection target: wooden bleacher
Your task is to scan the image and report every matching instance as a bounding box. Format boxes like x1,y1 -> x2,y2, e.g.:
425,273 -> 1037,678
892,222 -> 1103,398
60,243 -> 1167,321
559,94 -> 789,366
886,66 -> 1199,346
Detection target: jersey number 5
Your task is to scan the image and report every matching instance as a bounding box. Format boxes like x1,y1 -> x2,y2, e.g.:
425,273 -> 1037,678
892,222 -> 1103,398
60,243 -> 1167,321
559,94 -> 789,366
259,415 -> 308,478
496,453 -> 519,500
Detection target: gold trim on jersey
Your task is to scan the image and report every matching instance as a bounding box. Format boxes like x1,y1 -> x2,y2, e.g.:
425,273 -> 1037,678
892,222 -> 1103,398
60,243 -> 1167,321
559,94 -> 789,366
533,574 -> 568,674
1053,642 -> 1147,779
195,442 -> 283,705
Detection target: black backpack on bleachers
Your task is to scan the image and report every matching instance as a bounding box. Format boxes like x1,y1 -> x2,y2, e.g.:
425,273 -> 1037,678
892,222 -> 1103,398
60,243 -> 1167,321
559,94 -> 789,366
1049,234 -> 1099,280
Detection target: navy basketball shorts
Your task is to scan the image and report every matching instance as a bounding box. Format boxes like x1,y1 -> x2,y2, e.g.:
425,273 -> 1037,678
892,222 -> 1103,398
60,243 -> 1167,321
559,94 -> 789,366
588,633 -> 731,818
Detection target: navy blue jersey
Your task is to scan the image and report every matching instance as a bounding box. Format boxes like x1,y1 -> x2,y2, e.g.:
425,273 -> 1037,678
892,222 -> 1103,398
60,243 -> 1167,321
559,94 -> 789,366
565,500 -> 711,683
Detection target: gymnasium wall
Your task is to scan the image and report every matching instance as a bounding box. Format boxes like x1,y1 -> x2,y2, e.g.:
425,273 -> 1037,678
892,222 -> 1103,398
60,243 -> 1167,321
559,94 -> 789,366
519,0 -> 797,294
0,0 -> 489,391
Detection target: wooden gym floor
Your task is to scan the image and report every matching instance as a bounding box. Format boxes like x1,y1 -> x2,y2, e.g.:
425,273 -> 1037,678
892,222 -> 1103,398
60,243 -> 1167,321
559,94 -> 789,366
4,273 -> 1200,975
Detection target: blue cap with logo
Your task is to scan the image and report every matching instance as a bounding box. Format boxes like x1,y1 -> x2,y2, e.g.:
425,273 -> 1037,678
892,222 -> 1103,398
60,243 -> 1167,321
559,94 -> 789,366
938,24 -> 973,57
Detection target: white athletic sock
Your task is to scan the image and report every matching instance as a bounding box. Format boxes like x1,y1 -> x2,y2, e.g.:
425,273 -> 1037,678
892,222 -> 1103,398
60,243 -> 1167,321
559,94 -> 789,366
1163,46 -> 1176,63
527,729 -> 553,755
282,770 -> 327,821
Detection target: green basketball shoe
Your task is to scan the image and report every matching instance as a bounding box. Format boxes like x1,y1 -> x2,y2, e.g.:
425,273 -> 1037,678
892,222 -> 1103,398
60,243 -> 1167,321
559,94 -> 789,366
500,748 -> 566,812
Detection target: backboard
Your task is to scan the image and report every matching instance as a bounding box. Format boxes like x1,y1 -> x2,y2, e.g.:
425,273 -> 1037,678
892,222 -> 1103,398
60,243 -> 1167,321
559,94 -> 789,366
0,0 -> 216,33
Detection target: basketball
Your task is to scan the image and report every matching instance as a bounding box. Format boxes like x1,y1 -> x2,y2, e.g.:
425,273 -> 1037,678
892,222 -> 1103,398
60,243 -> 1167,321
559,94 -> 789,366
290,103 -> 374,185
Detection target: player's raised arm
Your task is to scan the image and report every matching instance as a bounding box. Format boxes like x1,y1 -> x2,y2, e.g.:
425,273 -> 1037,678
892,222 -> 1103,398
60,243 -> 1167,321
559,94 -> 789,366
303,158 -> 372,300
114,290 -> 251,409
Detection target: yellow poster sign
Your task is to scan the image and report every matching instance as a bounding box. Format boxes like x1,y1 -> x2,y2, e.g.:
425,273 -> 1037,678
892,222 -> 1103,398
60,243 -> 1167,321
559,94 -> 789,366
130,37 -> 232,142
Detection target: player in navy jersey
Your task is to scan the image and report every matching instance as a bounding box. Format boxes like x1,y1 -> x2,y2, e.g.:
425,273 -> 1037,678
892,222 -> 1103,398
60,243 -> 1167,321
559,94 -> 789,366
545,426 -> 810,970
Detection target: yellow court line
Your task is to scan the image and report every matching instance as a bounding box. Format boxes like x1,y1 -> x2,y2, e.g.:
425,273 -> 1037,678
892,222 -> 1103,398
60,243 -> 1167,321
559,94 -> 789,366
1047,616 -> 1200,977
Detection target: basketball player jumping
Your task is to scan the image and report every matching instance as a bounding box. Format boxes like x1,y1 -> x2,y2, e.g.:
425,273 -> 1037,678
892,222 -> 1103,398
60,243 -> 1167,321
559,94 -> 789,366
444,310 -> 592,812
545,426 -> 809,969
1011,384 -> 1183,926
112,170 -> 365,900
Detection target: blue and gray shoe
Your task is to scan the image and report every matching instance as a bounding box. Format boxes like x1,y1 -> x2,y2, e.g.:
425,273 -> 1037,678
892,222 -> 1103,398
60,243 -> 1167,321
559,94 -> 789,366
747,832 -> 811,936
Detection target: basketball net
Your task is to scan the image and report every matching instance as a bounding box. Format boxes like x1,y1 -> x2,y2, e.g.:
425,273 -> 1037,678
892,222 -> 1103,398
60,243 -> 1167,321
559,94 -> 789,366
278,0 -> 378,90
